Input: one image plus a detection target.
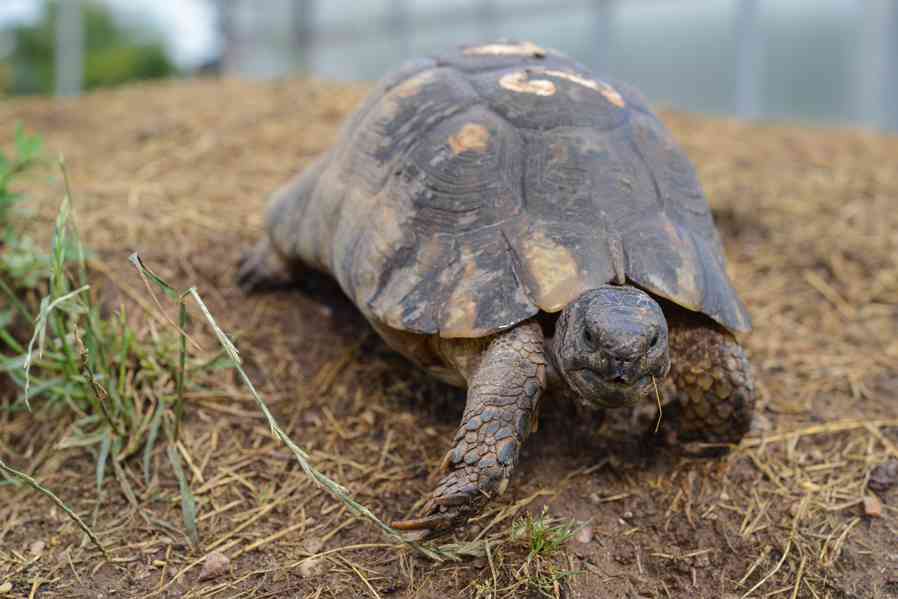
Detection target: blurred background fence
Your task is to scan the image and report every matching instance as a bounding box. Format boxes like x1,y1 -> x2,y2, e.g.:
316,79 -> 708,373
2,0 -> 897,132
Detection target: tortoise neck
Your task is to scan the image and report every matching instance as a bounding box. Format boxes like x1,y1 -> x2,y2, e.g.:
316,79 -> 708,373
542,334 -> 565,390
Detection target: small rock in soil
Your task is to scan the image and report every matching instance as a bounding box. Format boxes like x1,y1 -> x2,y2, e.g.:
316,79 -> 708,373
0,582 -> 12,594
575,525 -> 593,544
30,540 -> 45,557
299,556 -> 328,578
868,459 -> 898,492
198,551 -> 230,581
863,495 -> 882,519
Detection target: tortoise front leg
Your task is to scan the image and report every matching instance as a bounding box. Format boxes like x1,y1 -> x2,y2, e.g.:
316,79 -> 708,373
664,311 -> 756,454
393,322 -> 546,537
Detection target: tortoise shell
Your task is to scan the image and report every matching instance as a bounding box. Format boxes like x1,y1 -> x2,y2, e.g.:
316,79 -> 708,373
268,41 -> 751,338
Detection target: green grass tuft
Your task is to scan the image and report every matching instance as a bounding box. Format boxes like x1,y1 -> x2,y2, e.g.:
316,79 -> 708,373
512,507 -> 578,559
0,132 -> 222,551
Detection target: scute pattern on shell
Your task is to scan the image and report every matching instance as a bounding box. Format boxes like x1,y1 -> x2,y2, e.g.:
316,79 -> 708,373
264,41 -> 751,337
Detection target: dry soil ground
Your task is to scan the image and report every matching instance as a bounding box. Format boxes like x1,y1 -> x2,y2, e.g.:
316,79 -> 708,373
0,77 -> 897,598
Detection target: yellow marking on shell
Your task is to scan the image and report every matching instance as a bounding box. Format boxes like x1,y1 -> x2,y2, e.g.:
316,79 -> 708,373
395,70 -> 435,98
521,231 -> 584,312
376,71 -> 437,120
448,123 -> 490,155
499,71 -> 557,96
540,69 -> 626,107
464,41 -> 547,57
440,255 -> 482,336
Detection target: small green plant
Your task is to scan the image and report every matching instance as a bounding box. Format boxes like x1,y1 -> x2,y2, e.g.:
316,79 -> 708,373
469,510 -> 581,598
0,148 -> 219,549
505,508 -> 580,598
512,507 -> 577,559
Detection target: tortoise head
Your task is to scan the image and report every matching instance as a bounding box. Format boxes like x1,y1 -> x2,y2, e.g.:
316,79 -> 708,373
551,285 -> 670,409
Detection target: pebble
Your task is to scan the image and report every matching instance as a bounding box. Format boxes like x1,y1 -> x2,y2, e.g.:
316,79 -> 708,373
869,459 -> 898,493
198,551 -> 230,581
863,495 -> 882,519
30,540 -> 45,557
575,525 -> 593,544
298,556 -> 328,578
0,582 -> 11,594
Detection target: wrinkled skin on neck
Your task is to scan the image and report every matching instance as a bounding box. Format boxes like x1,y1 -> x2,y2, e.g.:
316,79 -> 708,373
550,285 -> 671,409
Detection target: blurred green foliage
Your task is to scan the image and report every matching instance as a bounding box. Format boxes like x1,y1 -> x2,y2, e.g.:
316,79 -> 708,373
3,0 -> 176,96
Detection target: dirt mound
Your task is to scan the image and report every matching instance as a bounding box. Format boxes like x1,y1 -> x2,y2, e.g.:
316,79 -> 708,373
1,77 -> 896,598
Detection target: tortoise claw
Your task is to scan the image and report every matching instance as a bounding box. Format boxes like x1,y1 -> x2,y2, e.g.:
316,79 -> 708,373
392,507 -> 462,540
392,491 -> 476,539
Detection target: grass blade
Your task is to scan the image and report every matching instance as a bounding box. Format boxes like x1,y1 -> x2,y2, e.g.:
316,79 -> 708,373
185,286 -> 453,561
96,429 -> 111,495
166,444 -> 199,548
174,301 -> 188,440
22,284 -> 89,408
143,400 -> 165,485
0,458 -> 106,557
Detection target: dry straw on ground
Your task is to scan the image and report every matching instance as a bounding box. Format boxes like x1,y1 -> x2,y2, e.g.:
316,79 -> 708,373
0,77 -> 896,598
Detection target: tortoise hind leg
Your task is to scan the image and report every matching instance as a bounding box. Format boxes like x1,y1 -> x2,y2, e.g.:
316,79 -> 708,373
663,310 -> 756,455
237,237 -> 307,293
393,322 -> 546,538
237,161 -> 330,293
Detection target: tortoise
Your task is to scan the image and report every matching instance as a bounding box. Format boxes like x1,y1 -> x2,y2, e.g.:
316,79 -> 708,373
238,41 -> 756,537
